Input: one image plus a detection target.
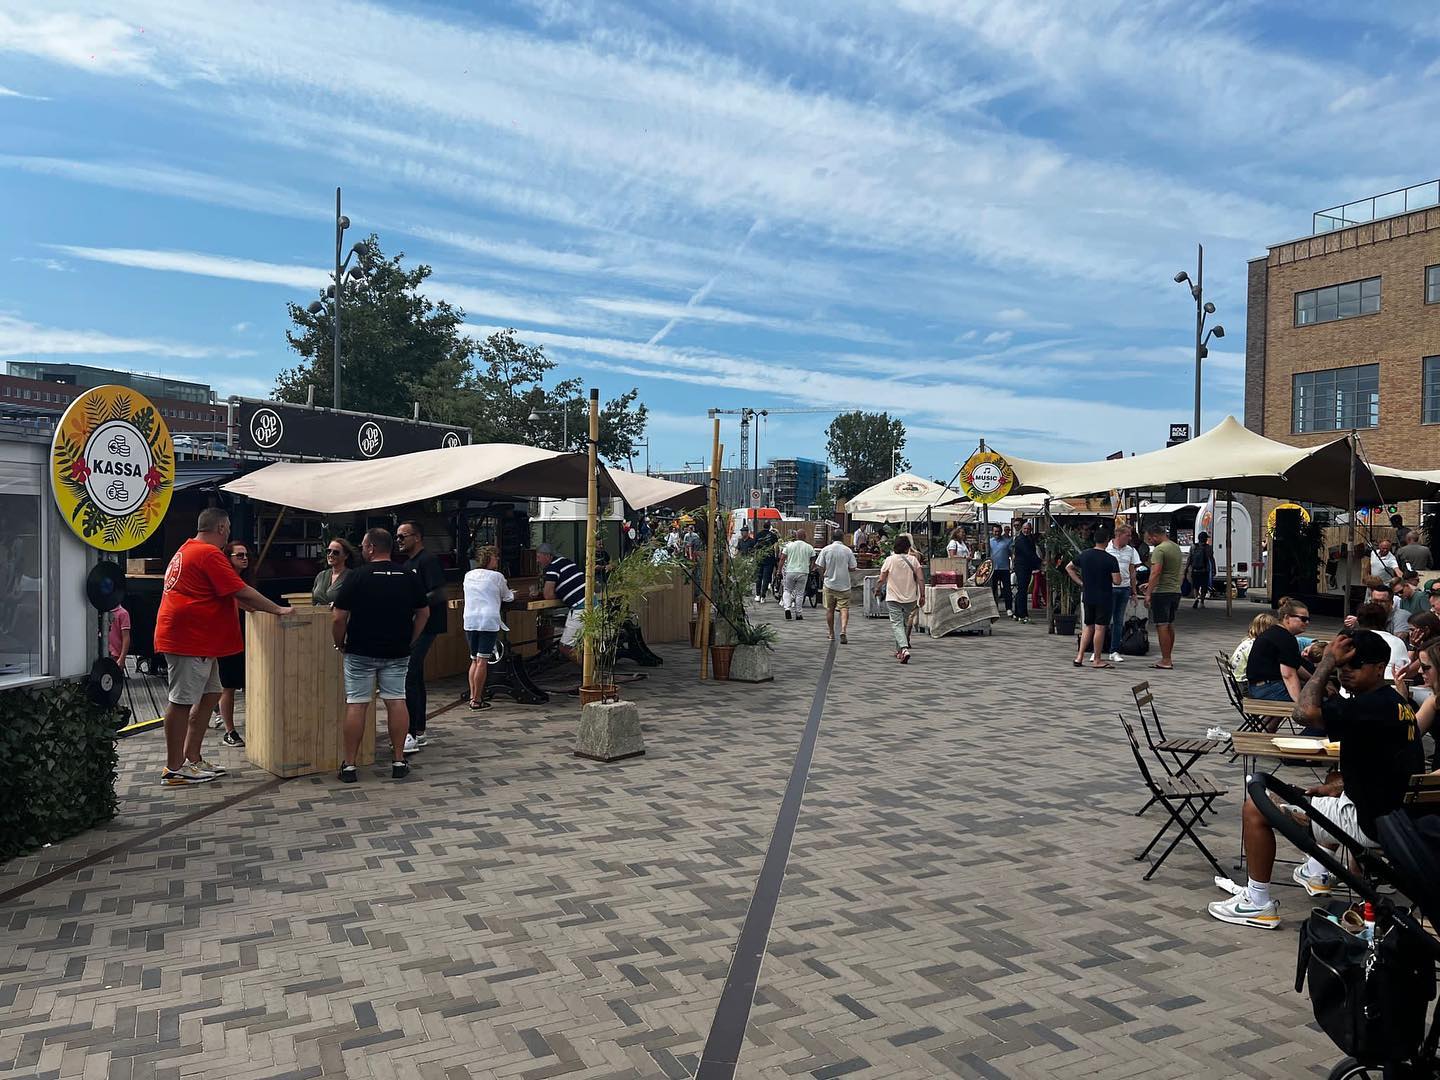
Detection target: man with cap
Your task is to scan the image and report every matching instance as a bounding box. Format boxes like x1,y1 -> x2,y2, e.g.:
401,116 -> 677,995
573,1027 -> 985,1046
537,543 -> 586,662
1208,629 -> 1423,929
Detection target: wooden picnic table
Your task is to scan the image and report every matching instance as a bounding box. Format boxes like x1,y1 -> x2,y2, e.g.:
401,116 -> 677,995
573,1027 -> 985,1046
1230,730 -> 1335,767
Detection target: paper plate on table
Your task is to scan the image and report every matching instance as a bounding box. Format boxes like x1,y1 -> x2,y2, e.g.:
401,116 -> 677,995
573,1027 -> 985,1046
1272,736 -> 1326,753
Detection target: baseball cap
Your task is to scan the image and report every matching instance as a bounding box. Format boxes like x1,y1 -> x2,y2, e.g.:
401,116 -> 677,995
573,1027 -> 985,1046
536,542 -> 554,556
1345,629 -> 1392,666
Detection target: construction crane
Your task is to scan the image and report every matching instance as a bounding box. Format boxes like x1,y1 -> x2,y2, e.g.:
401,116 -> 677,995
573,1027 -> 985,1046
707,406 -> 834,502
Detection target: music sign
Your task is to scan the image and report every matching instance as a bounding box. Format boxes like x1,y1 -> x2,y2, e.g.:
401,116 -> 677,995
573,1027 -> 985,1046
231,398 -> 469,460
958,449 -> 1016,505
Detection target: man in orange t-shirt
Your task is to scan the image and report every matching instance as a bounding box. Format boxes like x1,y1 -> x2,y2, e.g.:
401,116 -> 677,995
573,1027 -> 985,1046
154,507 -> 292,786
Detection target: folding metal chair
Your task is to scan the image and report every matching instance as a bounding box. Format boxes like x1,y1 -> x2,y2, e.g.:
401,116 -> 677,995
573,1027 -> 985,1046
1120,712 -> 1229,881
1130,681 -> 1225,818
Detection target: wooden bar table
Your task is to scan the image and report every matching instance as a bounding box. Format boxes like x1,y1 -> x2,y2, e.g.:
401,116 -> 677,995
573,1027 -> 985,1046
245,606 -> 376,777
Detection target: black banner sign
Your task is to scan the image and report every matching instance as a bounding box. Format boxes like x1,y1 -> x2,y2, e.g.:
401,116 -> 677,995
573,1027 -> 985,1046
231,399 -> 469,460
1168,423 -> 1190,442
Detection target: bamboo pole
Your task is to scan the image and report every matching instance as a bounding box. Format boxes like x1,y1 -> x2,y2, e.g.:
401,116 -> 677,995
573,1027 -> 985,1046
1346,431 -> 1357,618
582,388 -> 600,690
698,420 -> 721,680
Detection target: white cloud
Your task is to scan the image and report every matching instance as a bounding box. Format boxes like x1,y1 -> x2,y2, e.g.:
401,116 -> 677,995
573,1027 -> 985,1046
981,330 -> 1013,346
231,322 -> 250,334
0,12 -> 160,79
0,313 -> 228,360
11,255 -> 70,272
51,244 -> 328,289
0,83 -> 47,100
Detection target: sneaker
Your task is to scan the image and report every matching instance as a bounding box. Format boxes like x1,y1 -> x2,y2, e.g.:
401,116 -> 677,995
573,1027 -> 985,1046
191,757 -> 226,777
403,734 -> 423,754
795,613 -> 804,621
209,713 -> 225,729
899,649 -> 911,664
221,730 -> 245,748
1109,652 -> 1125,664
785,610 -> 792,621
1292,864 -> 1333,897
392,760 -> 411,780
754,595 -> 762,602
1207,892 -> 1280,930
160,762 -> 216,786
338,763 -> 358,784
840,633 -> 847,644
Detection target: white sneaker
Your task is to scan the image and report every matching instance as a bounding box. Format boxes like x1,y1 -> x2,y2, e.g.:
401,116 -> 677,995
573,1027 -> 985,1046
404,734 -> 423,754
190,757 -> 226,777
160,762 -> 217,786
1109,652 -> 1125,663
1292,864 -> 1333,897
1207,891 -> 1280,930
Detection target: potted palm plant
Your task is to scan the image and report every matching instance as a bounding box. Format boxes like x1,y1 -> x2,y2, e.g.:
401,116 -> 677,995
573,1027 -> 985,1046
1041,525 -> 1085,636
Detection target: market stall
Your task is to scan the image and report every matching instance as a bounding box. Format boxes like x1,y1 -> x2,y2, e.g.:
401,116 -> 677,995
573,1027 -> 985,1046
220,443 -> 703,775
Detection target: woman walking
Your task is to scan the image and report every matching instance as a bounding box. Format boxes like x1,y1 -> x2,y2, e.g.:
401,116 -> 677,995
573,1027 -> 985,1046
462,545 -> 513,710
877,534 -> 924,663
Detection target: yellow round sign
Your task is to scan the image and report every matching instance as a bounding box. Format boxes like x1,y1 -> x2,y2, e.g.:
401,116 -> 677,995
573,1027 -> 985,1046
50,386 -> 175,551
1265,502 -> 1310,535
959,449 -> 1015,505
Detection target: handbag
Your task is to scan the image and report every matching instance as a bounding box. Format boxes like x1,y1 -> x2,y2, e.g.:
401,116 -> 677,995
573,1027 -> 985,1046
1295,905 -> 1435,1064
1118,616 -> 1149,656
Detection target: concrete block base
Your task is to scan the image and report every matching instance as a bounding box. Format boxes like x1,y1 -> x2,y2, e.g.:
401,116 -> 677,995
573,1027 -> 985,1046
575,700 -> 646,762
729,644 -> 773,682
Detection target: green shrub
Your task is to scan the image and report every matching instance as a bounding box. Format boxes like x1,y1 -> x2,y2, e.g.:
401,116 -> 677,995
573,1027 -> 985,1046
0,680 -> 120,861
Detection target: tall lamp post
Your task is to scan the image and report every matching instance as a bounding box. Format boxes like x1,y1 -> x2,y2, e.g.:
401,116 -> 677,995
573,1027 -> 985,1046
1173,243 -> 1226,440
526,404 -> 572,450
306,187 -> 371,410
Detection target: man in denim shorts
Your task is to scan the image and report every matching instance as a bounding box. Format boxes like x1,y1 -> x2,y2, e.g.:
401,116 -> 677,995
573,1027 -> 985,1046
332,527 -> 431,782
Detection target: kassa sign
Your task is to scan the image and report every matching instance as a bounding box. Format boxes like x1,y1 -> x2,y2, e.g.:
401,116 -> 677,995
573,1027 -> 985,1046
51,386 -> 175,551
958,449 -> 1015,505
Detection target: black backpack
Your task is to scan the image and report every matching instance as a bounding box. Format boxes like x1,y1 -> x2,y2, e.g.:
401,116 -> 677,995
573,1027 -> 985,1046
1118,615 -> 1149,656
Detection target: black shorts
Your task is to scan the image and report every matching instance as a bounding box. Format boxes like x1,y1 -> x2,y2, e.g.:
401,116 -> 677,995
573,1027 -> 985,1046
218,651 -> 245,690
466,629 -> 498,658
1082,600 -> 1113,627
1151,592 -> 1181,625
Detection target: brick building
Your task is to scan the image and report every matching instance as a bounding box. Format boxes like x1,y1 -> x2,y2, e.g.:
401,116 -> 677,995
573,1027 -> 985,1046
1244,180 -> 1440,533
0,362 -> 225,435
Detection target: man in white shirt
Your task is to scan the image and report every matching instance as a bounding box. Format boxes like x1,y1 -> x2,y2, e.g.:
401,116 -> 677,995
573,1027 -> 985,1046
1370,539 -> 1401,582
779,530 -> 816,621
816,536 -> 858,644
1105,524 -> 1145,663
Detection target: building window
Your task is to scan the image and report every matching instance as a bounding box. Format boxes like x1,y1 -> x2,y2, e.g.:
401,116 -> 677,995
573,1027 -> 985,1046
1295,276 -> 1381,326
0,458 -> 46,686
1427,265 -> 1440,305
1425,357 -> 1440,425
1292,364 -> 1380,432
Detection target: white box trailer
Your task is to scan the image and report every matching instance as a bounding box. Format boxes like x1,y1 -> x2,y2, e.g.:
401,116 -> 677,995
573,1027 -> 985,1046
1130,497 -> 1253,597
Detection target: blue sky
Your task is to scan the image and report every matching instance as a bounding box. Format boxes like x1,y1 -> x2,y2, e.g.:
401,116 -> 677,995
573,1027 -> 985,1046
2,1 -> 1439,480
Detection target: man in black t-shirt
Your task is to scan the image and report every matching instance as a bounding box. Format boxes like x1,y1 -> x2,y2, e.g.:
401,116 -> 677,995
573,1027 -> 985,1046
1066,529 -> 1121,668
395,521 -> 448,749
332,527 -> 430,782
1245,599 -> 1309,703
1210,630 -> 1423,930
753,524 -> 779,602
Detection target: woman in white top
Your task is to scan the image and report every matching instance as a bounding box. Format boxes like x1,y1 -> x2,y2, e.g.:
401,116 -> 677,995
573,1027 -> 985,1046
462,545 -> 514,710
945,527 -> 971,561
876,534 -> 924,663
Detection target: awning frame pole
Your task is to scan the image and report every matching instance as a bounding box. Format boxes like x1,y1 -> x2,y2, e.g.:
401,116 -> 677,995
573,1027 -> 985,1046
582,389 -> 599,690
256,506 -> 288,579
1225,490 -> 1233,619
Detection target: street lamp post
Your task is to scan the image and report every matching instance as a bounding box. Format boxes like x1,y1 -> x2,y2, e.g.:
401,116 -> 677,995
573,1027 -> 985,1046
306,186 -> 371,411
527,404 -> 570,450
632,438 -> 651,476
1173,243 -> 1226,440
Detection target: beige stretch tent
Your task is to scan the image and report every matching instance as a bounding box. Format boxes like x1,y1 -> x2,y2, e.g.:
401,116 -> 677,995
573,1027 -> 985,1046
954,416 -> 1437,506
221,442 -> 704,512
846,473 -> 968,523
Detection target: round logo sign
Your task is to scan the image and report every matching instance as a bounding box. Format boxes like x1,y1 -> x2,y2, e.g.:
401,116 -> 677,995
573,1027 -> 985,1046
892,479 -> 927,497
357,421 -> 384,458
1265,502 -> 1311,535
959,450 -> 1015,505
51,386 -> 174,551
249,407 -> 284,449
441,431 -> 462,449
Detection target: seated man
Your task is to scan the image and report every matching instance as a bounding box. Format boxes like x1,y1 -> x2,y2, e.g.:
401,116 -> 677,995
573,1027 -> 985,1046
1346,578 -> 1409,636
1243,599 -> 1309,703
1209,631 -> 1423,929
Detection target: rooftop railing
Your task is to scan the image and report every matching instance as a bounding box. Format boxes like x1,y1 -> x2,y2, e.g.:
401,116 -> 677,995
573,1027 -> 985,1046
1314,178 -> 1440,234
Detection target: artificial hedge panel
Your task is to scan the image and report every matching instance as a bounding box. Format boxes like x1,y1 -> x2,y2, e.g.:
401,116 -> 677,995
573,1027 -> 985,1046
0,679 -> 119,860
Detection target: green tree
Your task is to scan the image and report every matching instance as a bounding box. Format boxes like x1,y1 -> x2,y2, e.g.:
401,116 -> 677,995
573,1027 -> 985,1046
276,237 -> 647,465
276,235 -> 474,418
826,411 -> 908,498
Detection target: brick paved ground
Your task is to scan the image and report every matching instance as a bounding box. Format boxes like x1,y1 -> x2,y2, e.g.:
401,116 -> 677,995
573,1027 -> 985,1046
1,598 -> 1355,1078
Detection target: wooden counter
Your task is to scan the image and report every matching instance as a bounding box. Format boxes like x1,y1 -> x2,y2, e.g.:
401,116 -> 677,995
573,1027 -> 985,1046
245,609 -> 376,777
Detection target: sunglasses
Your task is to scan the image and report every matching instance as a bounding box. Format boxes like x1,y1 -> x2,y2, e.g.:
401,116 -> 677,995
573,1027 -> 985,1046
232,552 -> 249,559
1293,614 -> 1311,622
326,548 -> 344,556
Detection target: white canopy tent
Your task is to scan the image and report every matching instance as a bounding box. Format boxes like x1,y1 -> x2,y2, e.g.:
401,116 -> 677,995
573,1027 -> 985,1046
845,473 -> 968,523
949,494 -> 1077,521
221,443 -> 705,513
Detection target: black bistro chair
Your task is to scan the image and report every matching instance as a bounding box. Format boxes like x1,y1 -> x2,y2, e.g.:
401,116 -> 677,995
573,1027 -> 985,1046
1120,712 -> 1229,881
